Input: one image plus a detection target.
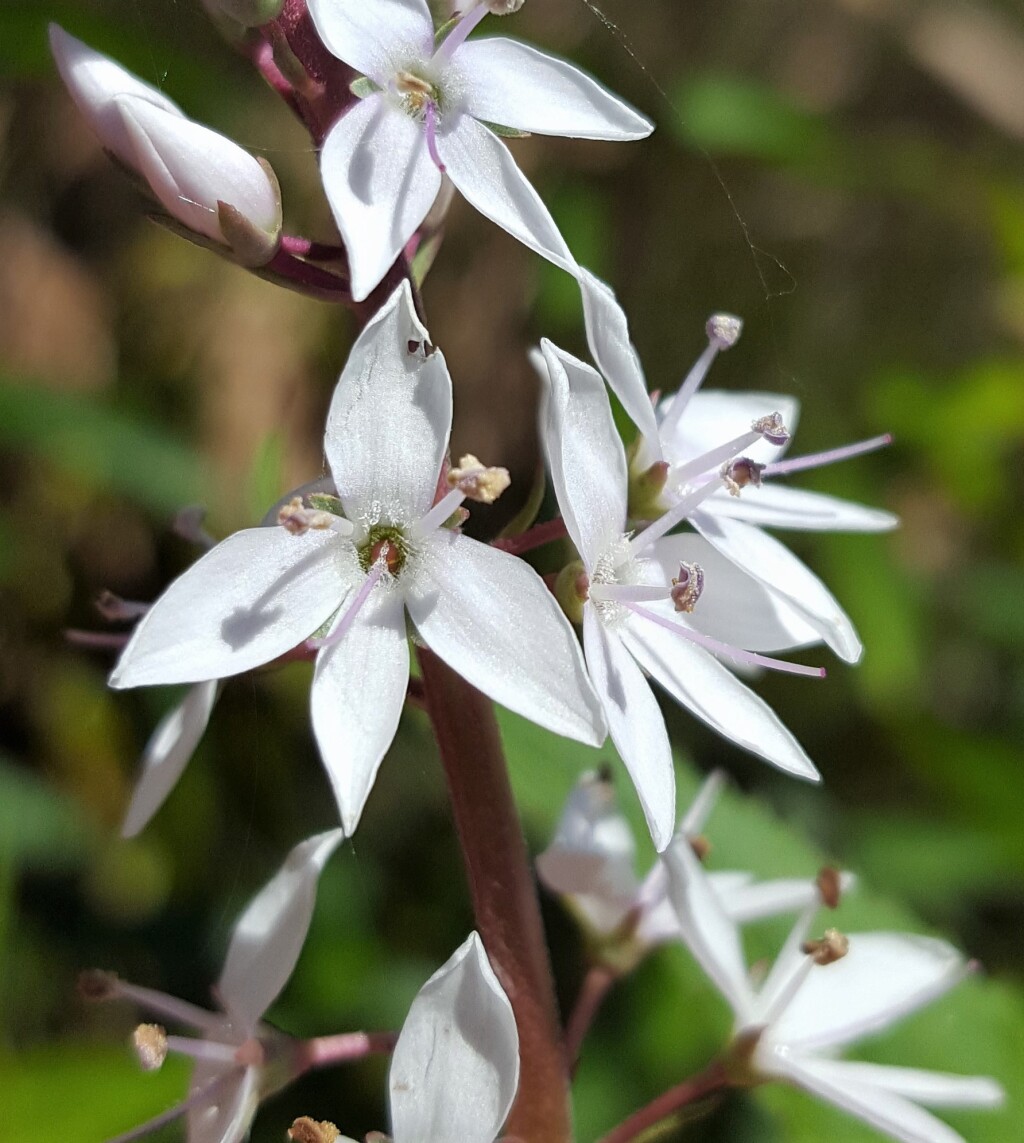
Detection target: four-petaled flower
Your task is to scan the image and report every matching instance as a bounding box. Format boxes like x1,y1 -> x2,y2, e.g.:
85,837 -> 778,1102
664,839 -> 1004,1143
538,338 -> 821,850
110,282 -> 604,836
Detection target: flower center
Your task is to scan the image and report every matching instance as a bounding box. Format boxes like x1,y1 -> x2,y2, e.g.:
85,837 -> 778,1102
358,526 -> 408,576
395,69 -> 441,117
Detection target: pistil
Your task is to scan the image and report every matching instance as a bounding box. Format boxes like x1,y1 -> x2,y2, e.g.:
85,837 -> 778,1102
761,433 -> 893,478
307,554 -> 390,651
657,313 -> 743,443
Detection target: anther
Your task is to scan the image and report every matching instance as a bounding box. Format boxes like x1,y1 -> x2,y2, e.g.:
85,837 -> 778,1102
689,835 -> 712,861
816,866 -> 842,909
278,496 -> 338,535
446,454 -> 511,504
670,562 -> 705,613
802,927 -> 850,966
395,70 -> 434,101
78,969 -> 119,1001
721,457 -> 764,497
752,411 -> 790,447
706,312 -> 743,350
132,1023 -> 169,1071
289,1120 -> 341,1143
95,591 -> 150,622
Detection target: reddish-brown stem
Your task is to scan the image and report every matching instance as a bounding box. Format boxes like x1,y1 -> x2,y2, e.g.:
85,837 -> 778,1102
263,248 -> 352,300
416,647 -> 573,1143
293,1029 -> 398,1073
492,516 -> 570,556
595,1061 -> 730,1143
564,963 -> 617,1074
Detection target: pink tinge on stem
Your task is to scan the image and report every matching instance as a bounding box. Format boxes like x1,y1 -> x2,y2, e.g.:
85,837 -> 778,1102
762,433 -> 893,479
425,101 -> 447,173
624,602 -> 827,679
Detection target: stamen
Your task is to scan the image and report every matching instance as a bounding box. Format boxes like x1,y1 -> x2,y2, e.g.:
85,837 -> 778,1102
624,603 -> 826,678
816,866 -> 842,909
278,496 -> 352,537
751,412 -> 790,447
95,978 -> 224,1037
670,562 -> 704,613
721,457 -> 765,497
668,428 -> 762,486
433,1 -> 490,63
424,101 -> 447,173
412,486 -> 467,537
95,591 -> 150,622
761,433 -> 892,478
104,1070 -> 240,1143
801,927 -> 850,966
447,454 -> 510,503
164,1034 -> 243,1067
132,1024 -> 168,1071
657,312 -> 743,442
307,558 -> 389,652
290,1119 -> 341,1143
628,478 -> 723,556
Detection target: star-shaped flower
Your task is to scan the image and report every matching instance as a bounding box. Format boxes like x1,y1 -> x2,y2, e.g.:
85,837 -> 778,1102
111,283 -> 604,835
88,829 -> 345,1143
333,932 -> 519,1143
664,840 -> 1004,1143
537,769 -> 853,961
537,339 -> 821,851
632,314 -> 899,663
306,0 -> 652,302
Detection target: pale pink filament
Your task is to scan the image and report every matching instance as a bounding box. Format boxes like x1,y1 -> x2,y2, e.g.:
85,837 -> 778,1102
762,433 -> 892,478
657,342 -> 721,442
433,1 -> 489,63
105,1070 -> 239,1143
425,100 -> 446,173
307,558 -> 389,651
669,427 -> 764,485
412,486 -> 466,538
629,479 -> 723,556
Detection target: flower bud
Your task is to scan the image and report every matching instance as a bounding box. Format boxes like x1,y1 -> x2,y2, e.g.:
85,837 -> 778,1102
115,96 -> 283,262
48,24 -> 183,166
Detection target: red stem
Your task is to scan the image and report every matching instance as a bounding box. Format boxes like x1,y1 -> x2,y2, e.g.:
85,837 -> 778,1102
492,516 -> 570,556
564,963 -> 617,1074
595,1061 -> 730,1143
416,647 -> 573,1143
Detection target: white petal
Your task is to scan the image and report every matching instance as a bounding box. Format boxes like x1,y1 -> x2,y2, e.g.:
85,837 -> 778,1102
320,96 -> 441,301
535,771 -> 639,902
798,1059 -> 1004,1110
577,269 -> 661,447
390,933 -> 519,1143
110,528 -> 351,688
121,681 -> 218,838
407,532 -> 606,745
621,608 -> 820,781
650,533 -> 822,652
310,586 -> 410,834
582,608 -> 675,851
536,340 -> 628,568
187,1064 -> 260,1143
658,389 -> 800,467
438,116 -> 576,273
692,511 -> 863,663
325,280 -> 451,525
48,24 -> 183,166
720,876 -> 834,924
457,37 -> 652,140
663,836 -> 756,1021
768,1054 -> 978,1143
217,829 -> 345,1031
116,97 -> 281,243
769,932 -> 966,1053
306,0 -> 434,83
708,482 -> 900,532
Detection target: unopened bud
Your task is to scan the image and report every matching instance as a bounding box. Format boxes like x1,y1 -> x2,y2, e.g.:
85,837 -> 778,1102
802,928 -> 850,966
752,412 -> 790,447
289,1119 -> 341,1143
132,1023 -> 168,1071
77,969 -> 119,1001
721,457 -> 764,497
816,866 -> 842,909
205,0 -> 283,26
278,497 -> 337,535
555,561 -> 589,626
485,0 -> 526,13
447,454 -> 511,504
706,313 -> 743,350
670,562 -> 705,613
628,459 -> 670,520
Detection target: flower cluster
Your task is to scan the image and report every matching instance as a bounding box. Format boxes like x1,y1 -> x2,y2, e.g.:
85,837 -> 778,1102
49,1 -> 1004,1141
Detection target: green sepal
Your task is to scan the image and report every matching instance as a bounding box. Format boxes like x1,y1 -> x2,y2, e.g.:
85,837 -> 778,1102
350,76 -> 381,99
308,493 -> 346,516
482,121 -> 532,139
433,16 -> 460,47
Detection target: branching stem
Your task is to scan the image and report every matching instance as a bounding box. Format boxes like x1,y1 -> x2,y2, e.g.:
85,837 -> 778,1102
596,1060 -> 730,1143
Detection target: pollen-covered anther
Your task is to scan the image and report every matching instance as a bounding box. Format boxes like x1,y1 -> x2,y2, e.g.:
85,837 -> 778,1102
278,497 -> 336,535
752,411 -> 791,447
132,1023 -> 169,1071
396,69 -> 436,113
289,1117 -> 341,1143
671,562 -> 705,613
446,454 -> 511,504
816,866 -> 843,909
721,457 -> 765,497
77,968 -> 119,1001
802,927 -> 850,966
706,312 -> 743,350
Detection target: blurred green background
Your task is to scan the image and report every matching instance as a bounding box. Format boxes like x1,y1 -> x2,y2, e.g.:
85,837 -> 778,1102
1,0 -> 1022,1139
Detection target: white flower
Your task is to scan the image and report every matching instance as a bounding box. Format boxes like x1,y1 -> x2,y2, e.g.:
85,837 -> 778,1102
537,769 -> 850,955
635,314 -> 899,663
92,829 -> 345,1143
337,932 -> 519,1143
111,283 -> 604,835
537,339 -> 820,851
306,0 -> 652,302
121,680 -> 219,839
50,25 -> 282,258
664,841 -> 1004,1143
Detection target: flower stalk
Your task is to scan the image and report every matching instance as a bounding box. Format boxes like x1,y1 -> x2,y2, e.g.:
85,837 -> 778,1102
595,1060 -> 730,1143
